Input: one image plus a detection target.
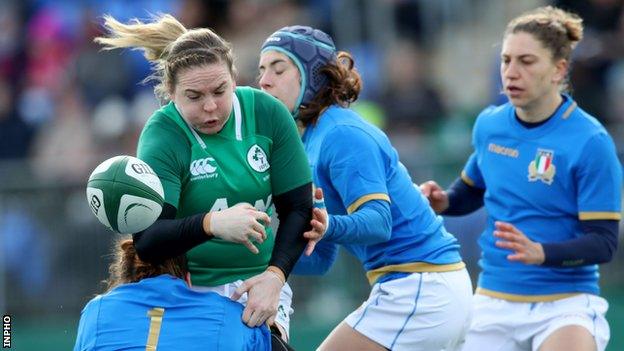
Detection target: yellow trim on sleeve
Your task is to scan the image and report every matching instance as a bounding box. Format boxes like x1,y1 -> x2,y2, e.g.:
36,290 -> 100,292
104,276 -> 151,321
579,212 -> 621,220
346,193 -> 390,214
476,288 -> 580,302
366,261 -> 465,285
460,171 -> 475,187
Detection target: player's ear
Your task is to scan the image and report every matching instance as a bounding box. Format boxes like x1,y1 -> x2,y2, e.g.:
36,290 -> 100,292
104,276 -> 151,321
552,58 -> 568,85
184,272 -> 192,287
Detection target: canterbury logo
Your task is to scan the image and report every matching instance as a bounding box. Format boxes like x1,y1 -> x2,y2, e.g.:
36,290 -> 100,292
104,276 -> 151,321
190,158 -> 217,176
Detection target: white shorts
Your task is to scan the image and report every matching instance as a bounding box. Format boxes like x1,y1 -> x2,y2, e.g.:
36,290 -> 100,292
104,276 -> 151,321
462,293 -> 609,351
192,280 -> 294,339
345,268 -> 473,351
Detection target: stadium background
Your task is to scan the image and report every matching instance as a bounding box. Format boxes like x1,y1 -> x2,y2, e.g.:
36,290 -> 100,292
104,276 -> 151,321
1,0 -> 623,349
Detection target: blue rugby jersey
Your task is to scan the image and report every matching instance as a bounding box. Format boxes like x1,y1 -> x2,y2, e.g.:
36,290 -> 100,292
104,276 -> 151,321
74,275 -> 270,351
463,94 -> 622,298
301,105 -> 463,283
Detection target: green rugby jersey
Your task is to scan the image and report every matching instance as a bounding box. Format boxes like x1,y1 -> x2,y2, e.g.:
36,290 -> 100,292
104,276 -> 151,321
137,87 -> 311,286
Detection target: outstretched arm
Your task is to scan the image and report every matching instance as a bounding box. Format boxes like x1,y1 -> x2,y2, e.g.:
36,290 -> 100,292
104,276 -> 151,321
323,200 -> 392,245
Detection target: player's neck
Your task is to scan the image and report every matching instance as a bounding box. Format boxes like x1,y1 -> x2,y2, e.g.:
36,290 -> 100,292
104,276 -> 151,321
516,93 -> 563,123
297,121 -> 306,136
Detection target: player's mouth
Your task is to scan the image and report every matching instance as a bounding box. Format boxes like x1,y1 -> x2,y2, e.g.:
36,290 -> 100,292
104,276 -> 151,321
202,120 -> 220,128
506,85 -> 524,98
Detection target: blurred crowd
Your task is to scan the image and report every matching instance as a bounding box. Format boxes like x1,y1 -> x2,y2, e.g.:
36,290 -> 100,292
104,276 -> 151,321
1,0 -> 624,327
1,0 -> 623,181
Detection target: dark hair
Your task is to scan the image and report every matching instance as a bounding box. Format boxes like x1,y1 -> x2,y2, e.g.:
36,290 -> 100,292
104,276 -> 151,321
95,14 -> 236,101
298,51 -> 362,126
105,238 -> 188,292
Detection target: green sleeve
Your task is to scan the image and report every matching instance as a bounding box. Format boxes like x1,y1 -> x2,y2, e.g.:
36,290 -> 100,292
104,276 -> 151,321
254,90 -> 311,195
137,112 -> 189,208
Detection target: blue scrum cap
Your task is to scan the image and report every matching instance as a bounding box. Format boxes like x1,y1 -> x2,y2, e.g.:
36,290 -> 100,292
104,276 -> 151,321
261,25 -> 337,115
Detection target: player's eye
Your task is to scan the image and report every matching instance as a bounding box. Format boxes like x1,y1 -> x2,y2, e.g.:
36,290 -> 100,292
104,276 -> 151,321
187,95 -> 200,100
214,90 -> 225,96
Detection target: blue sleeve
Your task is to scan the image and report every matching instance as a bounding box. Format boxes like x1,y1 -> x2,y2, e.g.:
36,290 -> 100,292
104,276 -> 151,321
320,126 -> 390,213
542,220 -> 619,266
292,240 -> 339,275
462,111 -> 488,189
74,298 -> 101,351
324,200 -> 392,245
462,152 -> 485,189
576,133 -> 622,220
443,177 -> 485,216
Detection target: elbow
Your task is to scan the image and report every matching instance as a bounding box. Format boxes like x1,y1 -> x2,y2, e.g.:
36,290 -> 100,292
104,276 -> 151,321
297,265 -> 331,276
381,216 -> 392,241
363,225 -> 392,245
601,237 -> 618,264
369,202 -> 393,243
599,246 -> 616,264
373,222 -> 392,243
292,263 -> 330,276
374,210 -> 393,243
316,260 -> 333,275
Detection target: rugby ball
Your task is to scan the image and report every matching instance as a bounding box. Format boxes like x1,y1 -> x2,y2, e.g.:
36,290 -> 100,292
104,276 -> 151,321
86,155 -> 164,234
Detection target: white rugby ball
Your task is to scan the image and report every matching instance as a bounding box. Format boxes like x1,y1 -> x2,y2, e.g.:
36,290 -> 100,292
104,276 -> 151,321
86,155 -> 164,234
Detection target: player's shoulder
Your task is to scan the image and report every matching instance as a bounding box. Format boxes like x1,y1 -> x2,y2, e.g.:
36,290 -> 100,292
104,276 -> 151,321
471,103 -> 512,137
239,86 -> 294,130
324,106 -> 382,135
139,103 -> 189,151
567,104 -> 609,137
563,106 -> 618,159
81,293 -> 104,314
142,102 -> 186,135
475,103 -> 510,124
321,107 -> 389,152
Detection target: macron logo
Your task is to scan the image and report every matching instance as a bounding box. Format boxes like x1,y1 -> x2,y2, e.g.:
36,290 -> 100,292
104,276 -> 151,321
266,37 -> 281,43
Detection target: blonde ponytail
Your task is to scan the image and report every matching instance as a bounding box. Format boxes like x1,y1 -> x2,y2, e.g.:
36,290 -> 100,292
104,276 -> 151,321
95,14 -> 187,61
95,14 -> 235,101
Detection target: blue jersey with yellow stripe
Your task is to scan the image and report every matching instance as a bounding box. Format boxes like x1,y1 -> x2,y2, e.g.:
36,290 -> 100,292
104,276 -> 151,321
302,105 -> 462,283
74,275 -> 270,351
463,95 -> 622,299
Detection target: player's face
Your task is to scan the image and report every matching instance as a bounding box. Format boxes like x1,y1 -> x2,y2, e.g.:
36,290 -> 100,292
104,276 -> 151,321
500,32 -> 566,110
258,50 -> 301,113
171,62 -> 236,135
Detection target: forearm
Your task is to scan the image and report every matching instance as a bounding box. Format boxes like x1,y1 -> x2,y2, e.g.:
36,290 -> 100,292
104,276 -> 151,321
133,203 -> 210,262
270,183 -> 313,279
442,177 -> 485,216
292,240 -> 339,275
541,220 -> 618,267
324,200 -> 392,245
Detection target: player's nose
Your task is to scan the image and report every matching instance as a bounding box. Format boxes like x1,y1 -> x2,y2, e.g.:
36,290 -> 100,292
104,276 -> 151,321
259,72 -> 272,90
